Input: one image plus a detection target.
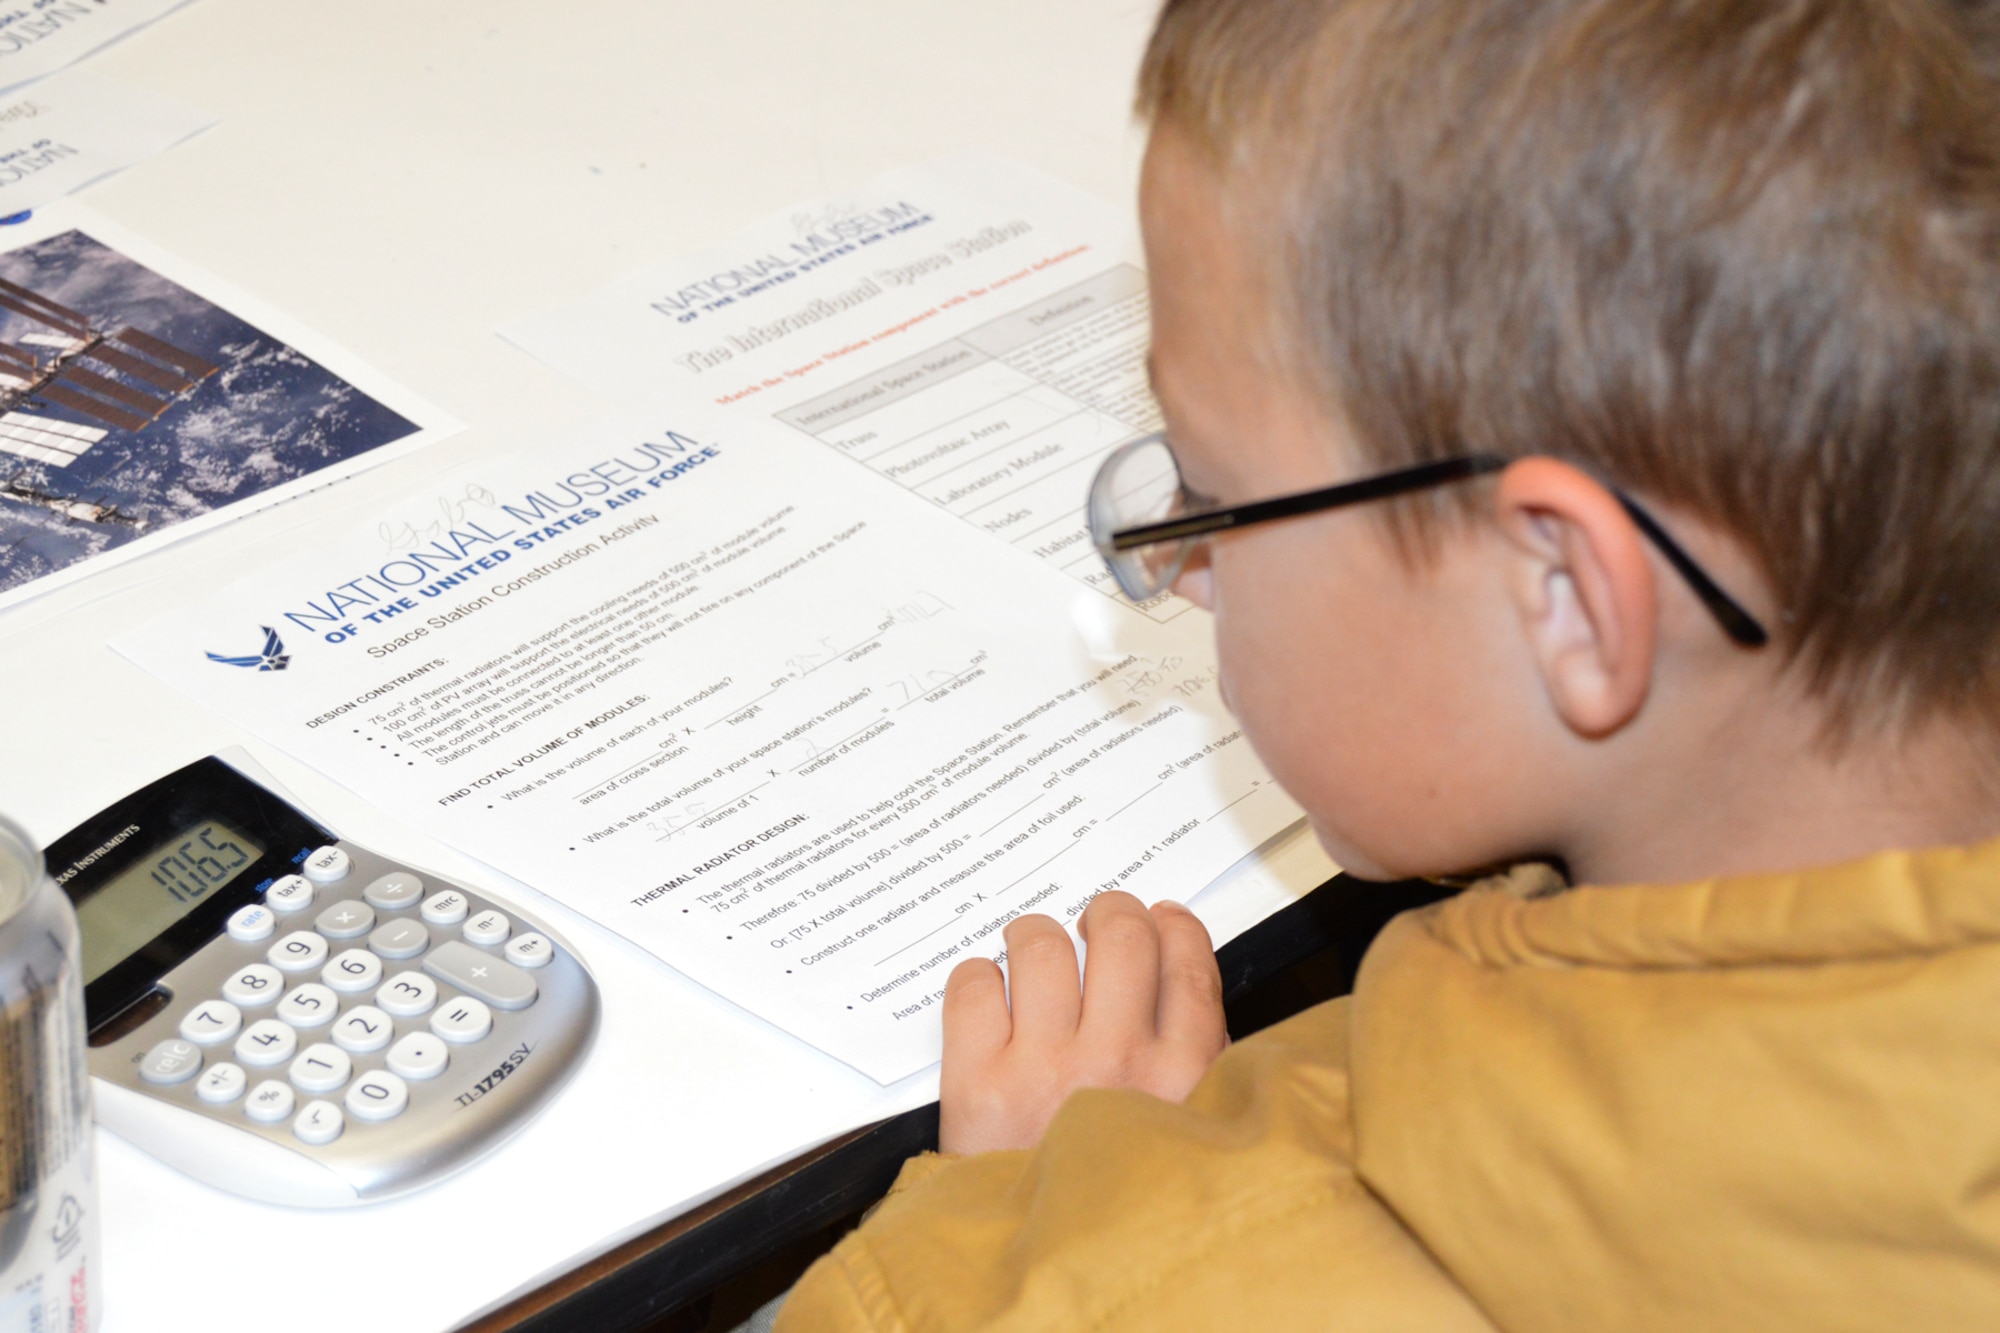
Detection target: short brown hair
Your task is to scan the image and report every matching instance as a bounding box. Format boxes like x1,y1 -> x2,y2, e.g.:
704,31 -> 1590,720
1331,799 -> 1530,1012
1140,0 -> 2000,732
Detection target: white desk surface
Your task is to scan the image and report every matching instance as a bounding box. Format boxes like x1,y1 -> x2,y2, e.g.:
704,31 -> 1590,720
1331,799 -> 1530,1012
0,3 -> 1336,1328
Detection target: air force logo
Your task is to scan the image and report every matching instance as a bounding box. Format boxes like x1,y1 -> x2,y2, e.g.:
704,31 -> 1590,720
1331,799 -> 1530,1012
206,626 -> 289,671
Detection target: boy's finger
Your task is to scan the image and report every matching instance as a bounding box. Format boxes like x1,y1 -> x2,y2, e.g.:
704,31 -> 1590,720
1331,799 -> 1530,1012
1001,913 -> 1082,1042
1076,891 -> 1162,1041
941,957 -> 1011,1064
1151,901 -> 1226,1056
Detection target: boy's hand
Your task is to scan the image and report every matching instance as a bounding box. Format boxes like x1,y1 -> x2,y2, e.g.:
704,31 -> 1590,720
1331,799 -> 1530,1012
938,891 -> 1227,1155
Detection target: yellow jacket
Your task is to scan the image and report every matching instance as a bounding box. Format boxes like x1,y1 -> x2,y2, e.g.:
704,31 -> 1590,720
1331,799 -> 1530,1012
778,840 -> 2000,1330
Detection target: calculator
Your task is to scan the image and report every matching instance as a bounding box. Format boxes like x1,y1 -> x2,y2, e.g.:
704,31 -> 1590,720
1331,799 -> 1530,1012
46,754 -> 600,1207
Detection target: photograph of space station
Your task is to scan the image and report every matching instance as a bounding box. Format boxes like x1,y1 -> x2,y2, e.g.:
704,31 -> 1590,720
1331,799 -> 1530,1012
0,228 -> 421,597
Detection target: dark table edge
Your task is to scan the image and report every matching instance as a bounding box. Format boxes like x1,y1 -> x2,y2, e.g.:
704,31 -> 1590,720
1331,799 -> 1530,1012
476,872 -> 1450,1332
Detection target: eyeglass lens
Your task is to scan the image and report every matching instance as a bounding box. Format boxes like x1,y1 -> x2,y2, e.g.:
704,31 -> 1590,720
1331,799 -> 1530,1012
1088,435 -> 1192,600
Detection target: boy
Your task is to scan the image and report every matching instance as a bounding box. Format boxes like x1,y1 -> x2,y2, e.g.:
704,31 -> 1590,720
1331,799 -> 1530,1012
778,0 -> 2000,1326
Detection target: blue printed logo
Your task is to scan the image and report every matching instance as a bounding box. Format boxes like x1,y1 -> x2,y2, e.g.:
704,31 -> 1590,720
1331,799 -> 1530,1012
206,626 -> 289,671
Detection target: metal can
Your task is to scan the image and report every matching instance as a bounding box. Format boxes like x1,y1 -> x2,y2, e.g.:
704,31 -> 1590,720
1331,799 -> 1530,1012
0,815 -> 97,1333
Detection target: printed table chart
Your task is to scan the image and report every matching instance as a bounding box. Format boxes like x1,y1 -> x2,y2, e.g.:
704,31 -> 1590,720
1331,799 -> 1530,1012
773,265 -> 1191,622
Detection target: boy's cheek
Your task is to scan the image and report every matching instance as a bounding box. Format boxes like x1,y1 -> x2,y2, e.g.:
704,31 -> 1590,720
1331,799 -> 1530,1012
1240,709 -> 1422,881
1207,604 -> 1349,823
1202,538 -> 1462,880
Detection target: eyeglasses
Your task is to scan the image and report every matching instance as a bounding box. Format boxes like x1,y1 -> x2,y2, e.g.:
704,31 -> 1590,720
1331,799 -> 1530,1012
1085,432 -> 1768,648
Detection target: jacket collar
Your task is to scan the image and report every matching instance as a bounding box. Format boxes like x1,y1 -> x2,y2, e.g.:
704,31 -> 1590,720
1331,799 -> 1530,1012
1431,836 -> 2000,971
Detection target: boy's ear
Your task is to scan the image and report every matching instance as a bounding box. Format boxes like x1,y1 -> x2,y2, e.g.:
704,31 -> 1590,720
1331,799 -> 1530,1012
1493,457 -> 1657,740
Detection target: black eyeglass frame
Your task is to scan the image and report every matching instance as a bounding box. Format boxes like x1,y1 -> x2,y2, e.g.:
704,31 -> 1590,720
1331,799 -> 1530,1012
1093,439 -> 1768,649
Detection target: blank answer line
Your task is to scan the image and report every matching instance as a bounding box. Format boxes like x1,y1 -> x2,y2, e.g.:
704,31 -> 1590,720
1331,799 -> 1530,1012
976,794 -> 1043,838
874,839 -> 1087,966
1204,782 -> 1266,823
1103,782 -> 1163,823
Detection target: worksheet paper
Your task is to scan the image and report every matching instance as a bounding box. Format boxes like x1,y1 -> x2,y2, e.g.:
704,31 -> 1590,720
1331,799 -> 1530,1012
0,68 -> 213,212
0,0 -> 191,94
502,154 -> 1176,620
113,403 -> 1303,1083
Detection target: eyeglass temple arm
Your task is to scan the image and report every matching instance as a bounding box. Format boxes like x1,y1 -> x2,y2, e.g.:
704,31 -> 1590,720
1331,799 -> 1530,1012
1613,495 -> 1769,648
1107,455 -> 1505,551
1105,452 -> 1768,649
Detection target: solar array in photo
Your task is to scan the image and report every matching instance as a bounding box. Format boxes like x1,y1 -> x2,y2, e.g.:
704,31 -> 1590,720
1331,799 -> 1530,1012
0,273 -> 217,525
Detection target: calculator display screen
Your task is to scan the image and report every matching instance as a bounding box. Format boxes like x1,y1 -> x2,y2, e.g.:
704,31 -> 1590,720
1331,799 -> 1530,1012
75,819 -> 265,983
